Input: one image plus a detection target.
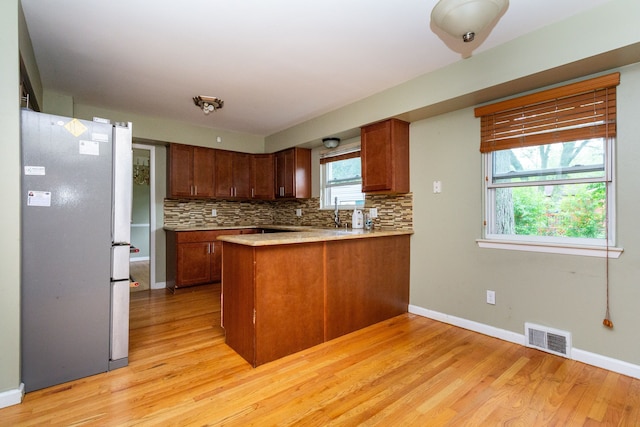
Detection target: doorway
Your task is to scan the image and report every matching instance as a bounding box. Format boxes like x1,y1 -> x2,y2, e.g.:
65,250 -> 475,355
130,143 -> 157,291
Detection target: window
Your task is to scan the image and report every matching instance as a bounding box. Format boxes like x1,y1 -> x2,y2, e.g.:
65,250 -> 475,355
320,146 -> 365,209
475,73 -> 620,251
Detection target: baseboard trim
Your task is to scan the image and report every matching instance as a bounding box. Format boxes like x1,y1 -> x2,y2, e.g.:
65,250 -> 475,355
0,383 -> 24,409
408,304 -> 640,380
151,281 -> 166,290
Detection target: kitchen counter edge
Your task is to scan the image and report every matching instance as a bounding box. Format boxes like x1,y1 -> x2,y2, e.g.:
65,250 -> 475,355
217,228 -> 413,246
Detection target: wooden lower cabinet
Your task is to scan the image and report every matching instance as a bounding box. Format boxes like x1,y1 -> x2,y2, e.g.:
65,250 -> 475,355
176,241 -> 213,286
223,242 -> 325,366
222,234 -> 410,367
166,229 -> 244,292
325,236 -> 410,340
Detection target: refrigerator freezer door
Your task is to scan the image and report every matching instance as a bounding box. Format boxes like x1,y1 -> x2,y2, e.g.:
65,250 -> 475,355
111,244 -> 130,281
112,123 -> 132,245
110,279 -> 130,368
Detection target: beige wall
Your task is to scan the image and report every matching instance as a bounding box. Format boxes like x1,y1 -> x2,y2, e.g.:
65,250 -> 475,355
0,0 -> 22,396
265,0 -> 640,151
409,63 -> 640,364
17,0 -> 41,109
73,103 -> 265,154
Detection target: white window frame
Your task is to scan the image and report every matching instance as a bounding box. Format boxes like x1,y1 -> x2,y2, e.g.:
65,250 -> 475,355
319,143 -> 365,210
479,139 -> 621,258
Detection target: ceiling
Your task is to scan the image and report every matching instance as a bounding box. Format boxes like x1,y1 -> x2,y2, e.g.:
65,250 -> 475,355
21,0 -> 613,138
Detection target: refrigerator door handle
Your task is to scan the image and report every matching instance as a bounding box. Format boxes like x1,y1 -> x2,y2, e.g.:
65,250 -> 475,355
112,124 -> 132,245
111,245 -> 130,281
110,279 -> 130,366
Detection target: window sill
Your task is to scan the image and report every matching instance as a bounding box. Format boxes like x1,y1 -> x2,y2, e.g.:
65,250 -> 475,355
476,239 -> 623,258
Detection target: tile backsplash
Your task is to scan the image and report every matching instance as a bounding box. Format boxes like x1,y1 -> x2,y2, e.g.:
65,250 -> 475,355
164,193 -> 413,230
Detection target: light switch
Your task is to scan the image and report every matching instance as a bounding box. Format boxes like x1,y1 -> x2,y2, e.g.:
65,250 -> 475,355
369,208 -> 378,218
295,208 -> 302,217
211,209 -> 217,217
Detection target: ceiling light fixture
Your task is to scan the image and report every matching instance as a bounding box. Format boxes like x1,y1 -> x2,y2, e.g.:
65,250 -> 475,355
322,137 -> 341,149
193,95 -> 224,115
431,0 -> 508,43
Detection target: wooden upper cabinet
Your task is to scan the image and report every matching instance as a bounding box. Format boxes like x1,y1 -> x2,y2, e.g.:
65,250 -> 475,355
361,118 -> 410,194
275,147 -> 311,199
168,143 -> 215,198
168,144 -> 193,198
251,154 -> 275,200
168,143 -> 303,200
234,153 -> 252,198
214,150 -> 251,199
192,146 -> 215,197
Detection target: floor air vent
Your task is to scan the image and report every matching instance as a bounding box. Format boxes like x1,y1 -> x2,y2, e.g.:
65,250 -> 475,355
524,323 -> 571,358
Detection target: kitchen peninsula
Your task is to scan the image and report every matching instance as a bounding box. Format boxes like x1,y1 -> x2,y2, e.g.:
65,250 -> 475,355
218,228 -> 411,367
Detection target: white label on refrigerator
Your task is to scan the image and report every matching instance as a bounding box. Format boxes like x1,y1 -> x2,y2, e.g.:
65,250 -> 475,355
27,191 -> 51,207
79,140 -> 100,156
92,132 -> 109,142
24,166 -> 45,176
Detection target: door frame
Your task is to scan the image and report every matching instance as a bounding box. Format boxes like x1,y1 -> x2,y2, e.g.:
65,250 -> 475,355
132,143 -> 158,289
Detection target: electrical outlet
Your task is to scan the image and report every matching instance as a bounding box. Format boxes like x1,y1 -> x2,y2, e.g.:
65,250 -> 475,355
433,180 -> 442,193
295,208 -> 302,217
486,290 -> 496,305
211,209 -> 217,217
369,208 -> 378,218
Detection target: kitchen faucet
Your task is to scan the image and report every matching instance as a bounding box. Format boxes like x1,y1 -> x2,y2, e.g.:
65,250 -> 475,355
334,197 -> 341,228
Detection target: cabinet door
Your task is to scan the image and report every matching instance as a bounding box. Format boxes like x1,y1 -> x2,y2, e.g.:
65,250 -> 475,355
251,154 -> 275,200
176,242 -> 211,286
192,146 -> 215,197
361,119 -> 409,194
293,148 -> 311,199
168,144 -> 194,197
361,121 -> 393,192
274,149 -> 291,198
232,152 -> 252,199
214,150 -> 235,198
275,148 -> 310,199
210,241 -> 223,282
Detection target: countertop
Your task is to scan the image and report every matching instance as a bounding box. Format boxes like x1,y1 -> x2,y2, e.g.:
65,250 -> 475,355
163,224 -> 412,246
217,227 -> 413,246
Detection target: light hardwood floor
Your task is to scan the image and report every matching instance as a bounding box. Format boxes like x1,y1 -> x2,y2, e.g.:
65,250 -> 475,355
2,284 -> 639,426
129,259 -> 150,292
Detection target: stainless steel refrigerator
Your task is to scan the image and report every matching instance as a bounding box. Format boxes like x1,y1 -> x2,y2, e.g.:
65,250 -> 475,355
20,110 -> 133,392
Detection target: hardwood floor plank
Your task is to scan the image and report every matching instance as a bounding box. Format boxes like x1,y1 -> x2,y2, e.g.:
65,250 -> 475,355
2,284 -> 640,426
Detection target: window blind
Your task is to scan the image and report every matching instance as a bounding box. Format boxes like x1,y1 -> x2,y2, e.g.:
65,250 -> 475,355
475,73 -> 620,153
319,143 -> 361,164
